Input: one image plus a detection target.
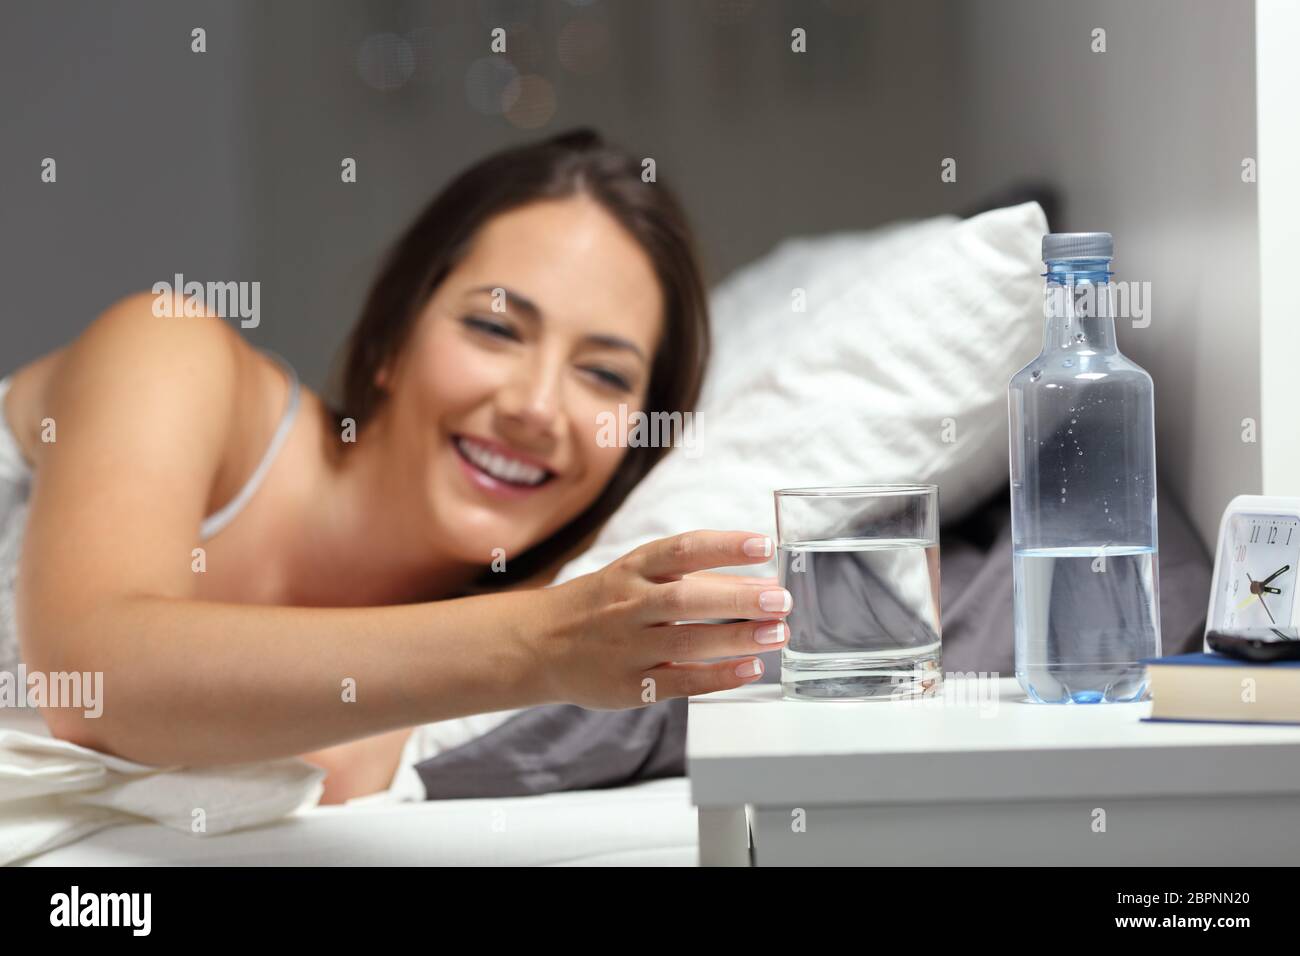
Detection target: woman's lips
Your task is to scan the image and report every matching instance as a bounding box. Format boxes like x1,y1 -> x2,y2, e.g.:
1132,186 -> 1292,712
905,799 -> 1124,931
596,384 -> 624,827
451,435 -> 555,500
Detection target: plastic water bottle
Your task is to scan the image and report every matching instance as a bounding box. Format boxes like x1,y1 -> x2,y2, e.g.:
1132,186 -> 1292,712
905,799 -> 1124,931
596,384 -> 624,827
1008,233 -> 1161,703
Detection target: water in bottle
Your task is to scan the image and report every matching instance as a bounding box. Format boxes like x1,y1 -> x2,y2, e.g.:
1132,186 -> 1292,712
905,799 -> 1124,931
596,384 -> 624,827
1008,233 -> 1161,703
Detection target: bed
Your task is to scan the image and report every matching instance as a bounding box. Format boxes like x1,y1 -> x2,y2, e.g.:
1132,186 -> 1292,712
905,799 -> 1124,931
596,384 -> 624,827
17,774 -> 698,867
0,700 -> 698,866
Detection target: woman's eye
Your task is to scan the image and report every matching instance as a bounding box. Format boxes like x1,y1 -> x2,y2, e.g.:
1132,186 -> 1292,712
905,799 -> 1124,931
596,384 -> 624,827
463,315 -> 520,341
582,366 -> 632,392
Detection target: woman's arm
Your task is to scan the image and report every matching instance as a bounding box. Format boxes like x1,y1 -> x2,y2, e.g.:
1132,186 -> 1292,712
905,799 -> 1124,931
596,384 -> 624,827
15,295 -> 551,764
38,588 -> 550,766
18,293 -> 788,767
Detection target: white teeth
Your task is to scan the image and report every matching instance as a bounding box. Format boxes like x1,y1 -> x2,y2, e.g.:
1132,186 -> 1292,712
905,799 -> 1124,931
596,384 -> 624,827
457,438 -> 548,487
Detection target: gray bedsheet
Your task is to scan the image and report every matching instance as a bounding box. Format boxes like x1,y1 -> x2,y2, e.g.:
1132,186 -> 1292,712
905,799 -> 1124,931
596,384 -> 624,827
415,483 -> 1212,800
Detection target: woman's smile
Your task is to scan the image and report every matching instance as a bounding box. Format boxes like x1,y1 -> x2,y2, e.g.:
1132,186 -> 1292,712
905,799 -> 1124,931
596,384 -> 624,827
451,432 -> 558,499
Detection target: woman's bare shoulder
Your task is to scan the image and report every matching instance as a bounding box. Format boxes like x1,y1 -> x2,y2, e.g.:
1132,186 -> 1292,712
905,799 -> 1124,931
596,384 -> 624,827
14,292 -> 258,670
64,289 -> 247,381
9,291 -> 248,462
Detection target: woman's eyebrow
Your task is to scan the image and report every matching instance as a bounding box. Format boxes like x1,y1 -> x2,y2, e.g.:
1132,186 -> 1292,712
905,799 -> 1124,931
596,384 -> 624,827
468,284 -> 646,361
584,333 -> 646,361
470,284 -> 541,321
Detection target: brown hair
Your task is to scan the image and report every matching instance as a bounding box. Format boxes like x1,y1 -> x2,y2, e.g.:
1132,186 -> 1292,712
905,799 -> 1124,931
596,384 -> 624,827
330,128 -> 710,588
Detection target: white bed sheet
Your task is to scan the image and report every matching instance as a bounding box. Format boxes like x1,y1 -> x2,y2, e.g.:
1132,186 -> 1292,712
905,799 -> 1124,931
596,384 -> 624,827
18,776 -> 698,866
4,697 -> 699,866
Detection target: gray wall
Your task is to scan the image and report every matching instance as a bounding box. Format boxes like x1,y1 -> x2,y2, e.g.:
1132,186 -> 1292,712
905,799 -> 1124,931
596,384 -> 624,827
2,0 -> 1260,547
955,0 -> 1260,548
243,0 -> 963,387
2,0 -> 960,388
0,0 -> 255,365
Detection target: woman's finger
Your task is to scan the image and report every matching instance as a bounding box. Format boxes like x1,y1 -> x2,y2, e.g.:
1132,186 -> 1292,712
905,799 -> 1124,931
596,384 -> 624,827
633,530 -> 774,582
649,618 -> 788,664
643,658 -> 766,701
641,575 -> 792,624
682,571 -> 779,587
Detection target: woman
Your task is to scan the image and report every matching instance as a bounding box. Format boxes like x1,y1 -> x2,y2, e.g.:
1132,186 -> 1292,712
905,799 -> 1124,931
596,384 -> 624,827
0,129 -> 792,803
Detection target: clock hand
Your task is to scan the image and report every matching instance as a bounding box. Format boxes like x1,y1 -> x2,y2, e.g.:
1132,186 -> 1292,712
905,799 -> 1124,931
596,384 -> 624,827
1236,572 -> 1261,610
1260,595 -> 1277,625
1264,585 -> 1282,595
1260,564 -> 1291,587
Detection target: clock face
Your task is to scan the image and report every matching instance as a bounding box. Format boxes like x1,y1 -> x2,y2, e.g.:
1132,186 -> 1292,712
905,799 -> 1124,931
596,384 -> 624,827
1214,512 -> 1299,627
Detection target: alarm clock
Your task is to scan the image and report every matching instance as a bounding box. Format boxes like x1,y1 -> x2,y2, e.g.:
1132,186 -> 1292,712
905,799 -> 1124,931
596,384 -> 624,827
1204,495 -> 1300,649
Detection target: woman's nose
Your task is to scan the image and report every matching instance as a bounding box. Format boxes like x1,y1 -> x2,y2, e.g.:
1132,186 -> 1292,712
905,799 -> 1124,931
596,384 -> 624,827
498,358 -> 563,437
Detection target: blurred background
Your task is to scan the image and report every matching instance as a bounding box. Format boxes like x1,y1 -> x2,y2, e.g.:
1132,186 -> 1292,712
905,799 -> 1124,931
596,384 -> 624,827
0,0 -> 1274,549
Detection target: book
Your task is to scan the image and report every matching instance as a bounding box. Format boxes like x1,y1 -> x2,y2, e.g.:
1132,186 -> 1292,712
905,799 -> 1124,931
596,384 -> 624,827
1141,653 -> 1300,725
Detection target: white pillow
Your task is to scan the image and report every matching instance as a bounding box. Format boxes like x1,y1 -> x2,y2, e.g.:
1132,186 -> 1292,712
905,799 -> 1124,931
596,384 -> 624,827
704,215 -> 957,403
552,201 -> 1047,583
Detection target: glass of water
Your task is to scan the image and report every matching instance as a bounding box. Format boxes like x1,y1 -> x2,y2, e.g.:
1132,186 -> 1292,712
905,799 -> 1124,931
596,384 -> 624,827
775,484 -> 942,701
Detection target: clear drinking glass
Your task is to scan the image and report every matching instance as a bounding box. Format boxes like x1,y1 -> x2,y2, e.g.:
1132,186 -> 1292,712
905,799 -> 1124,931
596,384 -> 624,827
775,484 -> 943,701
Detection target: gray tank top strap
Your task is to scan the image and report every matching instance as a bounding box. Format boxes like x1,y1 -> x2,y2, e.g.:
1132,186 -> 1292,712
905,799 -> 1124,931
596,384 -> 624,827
199,349 -> 300,541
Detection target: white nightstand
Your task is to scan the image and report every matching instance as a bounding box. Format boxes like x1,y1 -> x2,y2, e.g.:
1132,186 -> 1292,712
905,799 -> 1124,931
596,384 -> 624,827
687,677 -> 1300,866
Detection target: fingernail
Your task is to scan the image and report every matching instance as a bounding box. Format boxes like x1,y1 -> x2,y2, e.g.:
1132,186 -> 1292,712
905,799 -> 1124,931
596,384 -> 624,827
743,535 -> 773,558
755,621 -> 787,645
735,659 -> 763,679
759,588 -> 792,612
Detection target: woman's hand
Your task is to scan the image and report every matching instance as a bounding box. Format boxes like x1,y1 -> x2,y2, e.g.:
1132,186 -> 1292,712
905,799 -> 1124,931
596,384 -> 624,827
535,530 -> 792,709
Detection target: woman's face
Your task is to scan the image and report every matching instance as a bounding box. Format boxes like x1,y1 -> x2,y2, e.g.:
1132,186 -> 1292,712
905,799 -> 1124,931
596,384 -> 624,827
377,195 -> 664,566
